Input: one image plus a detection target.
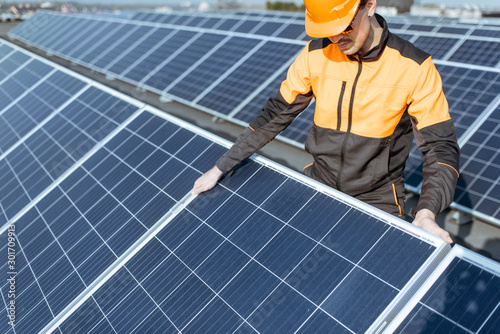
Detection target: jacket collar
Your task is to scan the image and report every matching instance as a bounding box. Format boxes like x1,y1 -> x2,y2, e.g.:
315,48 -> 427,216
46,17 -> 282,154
347,14 -> 389,62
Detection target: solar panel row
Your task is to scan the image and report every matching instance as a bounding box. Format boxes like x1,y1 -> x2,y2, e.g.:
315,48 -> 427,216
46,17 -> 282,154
1,39 -> 499,334
6,13 -> 500,222
7,11 -> 500,225
389,245 -> 500,334
128,10 -> 500,66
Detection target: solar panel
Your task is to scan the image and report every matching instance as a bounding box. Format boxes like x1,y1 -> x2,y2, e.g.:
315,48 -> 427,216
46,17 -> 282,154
472,29 -> 500,39
14,106 -> 449,334
3,34 -> 499,334
404,65 -> 500,194
277,23 -> 306,39
438,26 -> 470,35
0,110 -> 215,333
448,40 -> 500,67
453,104 -> 500,221
387,245 -> 500,334
407,24 -> 435,32
413,36 -> 459,59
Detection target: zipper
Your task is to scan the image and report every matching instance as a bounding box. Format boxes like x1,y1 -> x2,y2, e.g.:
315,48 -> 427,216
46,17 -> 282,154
336,81 -> 346,131
336,61 -> 363,191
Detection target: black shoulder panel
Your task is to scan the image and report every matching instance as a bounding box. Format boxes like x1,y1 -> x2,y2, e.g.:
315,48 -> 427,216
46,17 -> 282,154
309,38 -> 332,52
386,33 -> 430,65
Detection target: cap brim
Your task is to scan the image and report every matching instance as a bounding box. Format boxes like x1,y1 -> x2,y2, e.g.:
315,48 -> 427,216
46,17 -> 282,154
305,3 -> 360,38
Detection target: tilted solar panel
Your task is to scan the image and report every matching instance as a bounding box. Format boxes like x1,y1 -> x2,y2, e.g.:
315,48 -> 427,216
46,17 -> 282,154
2,38 -> 499,334
404,65 -> 500,198
20,107 -> 449,334
387,245 -> 500,334
453,104 -> 500,221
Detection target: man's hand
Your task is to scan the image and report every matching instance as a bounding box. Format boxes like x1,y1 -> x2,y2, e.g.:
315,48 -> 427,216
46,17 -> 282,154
192,166 -> 223,195
412,208 -> 453,244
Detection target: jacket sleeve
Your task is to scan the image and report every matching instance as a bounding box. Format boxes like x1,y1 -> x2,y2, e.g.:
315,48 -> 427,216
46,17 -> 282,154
407,57 -> 460,216
216,43 -> 314,173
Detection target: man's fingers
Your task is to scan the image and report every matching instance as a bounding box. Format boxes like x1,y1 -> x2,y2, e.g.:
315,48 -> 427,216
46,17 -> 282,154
192,166 -> 223,195
413,209 -> 453,244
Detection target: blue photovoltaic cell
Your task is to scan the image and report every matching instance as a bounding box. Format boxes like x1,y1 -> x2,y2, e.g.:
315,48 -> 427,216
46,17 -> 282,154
438,26 -> 470,35
407,24 -> 435,32
388,22 -> 405,30
254,22 -> 283,36
80,24 -> 135,65
448,40 -> 500,67
55,140 -> 439,333
234,20 -> 260,33
0,87 -> 138,226
184,16 -> 202,27
471,29 -> 500,38
197,41 -> 302,115
0,53 -> 27,80
167,36 -> 261,102
395,254 -> 500,333
277,23 -> 306,39
144,33 -> 226,91
0,111 -> 230,333
404,66 -> 500,189
217,18 -> 239,31
199,17 -> 222,29
0,44 -> 13,58
107,27 -> 172,76
0,70 -> 87,154
454,105 -> 500,220
92,26 -> 153,69
413,36 -> 459,59
395,33 -> 413,41
123,30 -> 198,83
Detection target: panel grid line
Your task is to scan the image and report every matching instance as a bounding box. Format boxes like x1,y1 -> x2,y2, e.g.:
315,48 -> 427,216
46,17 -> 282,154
0,83 -> 91,162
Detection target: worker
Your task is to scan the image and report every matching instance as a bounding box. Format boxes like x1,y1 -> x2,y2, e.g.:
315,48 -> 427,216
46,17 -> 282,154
193,0 -> 460,244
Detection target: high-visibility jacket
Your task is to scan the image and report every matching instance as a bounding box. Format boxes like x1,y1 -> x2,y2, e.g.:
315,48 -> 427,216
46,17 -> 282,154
216,15 -> 460,216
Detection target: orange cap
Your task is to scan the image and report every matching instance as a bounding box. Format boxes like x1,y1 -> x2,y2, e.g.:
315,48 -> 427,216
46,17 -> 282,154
304,0 -> 361,38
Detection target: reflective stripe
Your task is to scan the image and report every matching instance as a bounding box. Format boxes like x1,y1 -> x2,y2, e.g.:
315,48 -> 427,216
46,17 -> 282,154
392,183 -> 402,216
303,162 -> 313,172
438,162 -> 459,177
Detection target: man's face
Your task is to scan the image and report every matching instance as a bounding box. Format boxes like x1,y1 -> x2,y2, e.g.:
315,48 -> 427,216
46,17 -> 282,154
328,6 -> 371,55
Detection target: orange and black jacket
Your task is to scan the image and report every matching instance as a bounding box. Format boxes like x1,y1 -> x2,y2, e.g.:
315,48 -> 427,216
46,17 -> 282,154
216,15 -> 460,216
